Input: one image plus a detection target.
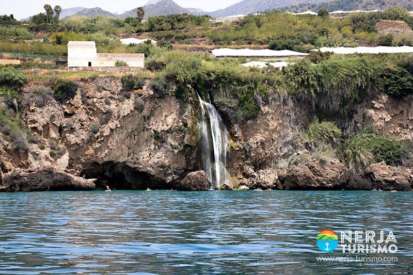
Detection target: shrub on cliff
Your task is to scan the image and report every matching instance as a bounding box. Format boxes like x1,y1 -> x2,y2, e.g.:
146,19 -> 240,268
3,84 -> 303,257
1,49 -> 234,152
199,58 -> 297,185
121,75 -> 145,91
344,132 -> 408,170
0,110 -> 28,154
21,86 -> 54,108
284,57 -> 382,119
307,120 -> 342,146
0,67 -> 27,90
380,66 -> 413,98
52,79 -> 78,104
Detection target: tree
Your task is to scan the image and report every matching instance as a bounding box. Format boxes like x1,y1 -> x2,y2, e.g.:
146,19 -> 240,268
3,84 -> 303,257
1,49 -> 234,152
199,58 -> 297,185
136,7 -> 145,23
318,8 -> 329,18
0,14 -> 18,25
43,4 -> 54,24
54,5 -> 62,23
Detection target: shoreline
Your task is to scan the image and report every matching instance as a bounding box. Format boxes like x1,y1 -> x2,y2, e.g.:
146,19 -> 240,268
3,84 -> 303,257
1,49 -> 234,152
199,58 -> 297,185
1,165 -> 411,192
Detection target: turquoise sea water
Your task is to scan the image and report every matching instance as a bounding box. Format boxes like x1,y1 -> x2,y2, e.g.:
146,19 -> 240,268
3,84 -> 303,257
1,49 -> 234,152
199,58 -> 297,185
0,191 -> 412,274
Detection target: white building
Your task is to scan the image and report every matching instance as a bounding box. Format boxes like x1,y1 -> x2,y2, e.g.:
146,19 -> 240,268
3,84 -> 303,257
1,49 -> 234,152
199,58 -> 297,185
68,41 -> 145,68
68,41 -> 97,67
120,38 -> 157,46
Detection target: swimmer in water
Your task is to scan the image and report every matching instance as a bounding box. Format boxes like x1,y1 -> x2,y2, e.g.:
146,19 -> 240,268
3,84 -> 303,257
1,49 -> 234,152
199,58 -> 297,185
105,185 -> 111,192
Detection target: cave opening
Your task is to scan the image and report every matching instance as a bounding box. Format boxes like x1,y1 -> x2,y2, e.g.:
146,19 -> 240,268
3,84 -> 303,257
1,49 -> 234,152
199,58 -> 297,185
81,161 -> 169,190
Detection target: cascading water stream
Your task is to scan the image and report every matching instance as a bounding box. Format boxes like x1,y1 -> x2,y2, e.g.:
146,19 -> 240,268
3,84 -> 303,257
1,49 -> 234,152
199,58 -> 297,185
198,95 -> 229,189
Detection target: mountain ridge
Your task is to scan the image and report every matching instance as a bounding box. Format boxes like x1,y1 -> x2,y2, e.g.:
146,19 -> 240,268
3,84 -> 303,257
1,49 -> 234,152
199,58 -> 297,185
58,0 -> 413,20
288,0 -> 413,13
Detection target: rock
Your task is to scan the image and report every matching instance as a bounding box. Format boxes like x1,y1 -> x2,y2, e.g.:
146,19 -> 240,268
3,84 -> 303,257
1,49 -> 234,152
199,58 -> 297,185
365,163 -> 412,191
237,185 -> 250,191
279,159 -> 346,190
352,94 -> 413,141
0,168 -> 96,192
250,169 -> 278,189
177,171 -> 210,191
344,173 -> 375,190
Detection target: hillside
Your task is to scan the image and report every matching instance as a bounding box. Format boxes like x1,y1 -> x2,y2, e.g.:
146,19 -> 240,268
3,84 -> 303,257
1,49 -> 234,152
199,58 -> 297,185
210,0 -> 329,17
60,7 -> 85,19
120,0 -> 194,18
289,0 -> 413,12
46,0 -> 413,20
73,7 -> 116,18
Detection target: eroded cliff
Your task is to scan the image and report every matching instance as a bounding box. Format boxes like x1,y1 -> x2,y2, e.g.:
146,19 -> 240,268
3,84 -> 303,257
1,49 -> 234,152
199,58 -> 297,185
1,76 -> 412,191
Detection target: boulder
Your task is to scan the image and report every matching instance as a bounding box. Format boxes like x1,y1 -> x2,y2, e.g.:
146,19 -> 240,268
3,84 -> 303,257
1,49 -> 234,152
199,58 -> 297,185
177,171 -> 210,191
279,159 -> 346,190
365,163 -> 413,191
246,169 -> 278,189
0,168 -> 96,192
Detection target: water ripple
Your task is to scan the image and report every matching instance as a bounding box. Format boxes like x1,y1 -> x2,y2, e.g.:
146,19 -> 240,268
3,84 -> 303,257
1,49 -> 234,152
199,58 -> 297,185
0,190 -> 412,274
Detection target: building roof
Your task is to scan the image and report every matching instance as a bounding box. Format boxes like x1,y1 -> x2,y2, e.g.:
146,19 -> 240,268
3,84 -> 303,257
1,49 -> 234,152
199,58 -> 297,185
212,48 -> 308,58
318,46 -> 413,54
68,41 -> 96,48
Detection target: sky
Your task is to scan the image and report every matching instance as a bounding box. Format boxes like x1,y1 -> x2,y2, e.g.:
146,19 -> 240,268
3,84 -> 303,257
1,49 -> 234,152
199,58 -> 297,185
0,0 -> 242,19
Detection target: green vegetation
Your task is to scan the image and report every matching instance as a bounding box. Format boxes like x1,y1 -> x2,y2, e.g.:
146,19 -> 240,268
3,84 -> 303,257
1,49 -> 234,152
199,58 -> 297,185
29,4 -> 62,32
307,120 -> 342,146
0,14 -> 18,25
121,74 -> 145,90
283,57 -> 382,118
0,8 -> 412,62
380,65 -> 413,98
52,79 -> 78,103
115,60 -> 128,67
0,110 -> 28,154
147,14 -> 210,32
0,67 -> 27,89
350,7 -> 413,33
150,51 -> 279,120
344,132 -> 408,170
0,41 -> 66,56
0,26 -> 33,40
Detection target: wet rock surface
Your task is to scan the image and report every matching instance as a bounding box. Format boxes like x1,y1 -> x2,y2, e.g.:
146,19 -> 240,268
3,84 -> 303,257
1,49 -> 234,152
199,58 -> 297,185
177,171 -> 210,191
279,159 -> 347,190
0,168 -> 95,192
365,163 -> 413,191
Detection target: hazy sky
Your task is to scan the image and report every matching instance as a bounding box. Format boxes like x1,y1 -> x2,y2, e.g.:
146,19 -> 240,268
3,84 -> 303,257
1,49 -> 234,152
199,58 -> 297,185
1,0 -> 242,19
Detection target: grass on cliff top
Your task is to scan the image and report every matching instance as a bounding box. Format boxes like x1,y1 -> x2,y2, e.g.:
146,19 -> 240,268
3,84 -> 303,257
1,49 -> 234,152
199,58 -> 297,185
149,50 -> 282,121
344,132 -> 409,170
283,54 -> 413,120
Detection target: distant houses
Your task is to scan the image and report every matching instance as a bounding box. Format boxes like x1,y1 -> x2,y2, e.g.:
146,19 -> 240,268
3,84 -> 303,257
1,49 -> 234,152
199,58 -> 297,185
67,41 -> 144,68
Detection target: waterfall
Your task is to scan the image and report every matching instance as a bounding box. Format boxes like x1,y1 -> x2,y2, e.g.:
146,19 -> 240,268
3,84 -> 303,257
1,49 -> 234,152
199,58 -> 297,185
198,95 -> 229,189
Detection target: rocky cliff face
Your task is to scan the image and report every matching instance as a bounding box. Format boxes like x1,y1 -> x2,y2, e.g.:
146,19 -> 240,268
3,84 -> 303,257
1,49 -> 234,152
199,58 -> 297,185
1,77 -> 412,191
1,77 -> 199,190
